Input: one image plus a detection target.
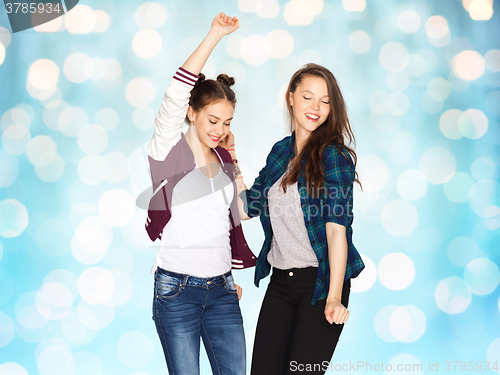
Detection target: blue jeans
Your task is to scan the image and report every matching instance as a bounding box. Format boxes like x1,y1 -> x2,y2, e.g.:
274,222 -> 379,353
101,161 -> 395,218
152,267 -> 246,375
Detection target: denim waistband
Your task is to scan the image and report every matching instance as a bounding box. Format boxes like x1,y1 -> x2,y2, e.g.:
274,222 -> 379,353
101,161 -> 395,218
156,267 -> 232,287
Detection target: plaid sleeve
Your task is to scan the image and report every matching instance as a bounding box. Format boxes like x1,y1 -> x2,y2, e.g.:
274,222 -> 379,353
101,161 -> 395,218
239,138 -> 288,218
322,146 -> 355,227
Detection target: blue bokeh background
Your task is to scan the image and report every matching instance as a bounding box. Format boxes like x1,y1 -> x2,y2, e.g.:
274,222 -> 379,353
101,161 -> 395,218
0,0 -> 499,374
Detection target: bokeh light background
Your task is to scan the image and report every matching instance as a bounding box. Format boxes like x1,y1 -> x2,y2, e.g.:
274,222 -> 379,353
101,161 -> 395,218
0,0 -> 499,374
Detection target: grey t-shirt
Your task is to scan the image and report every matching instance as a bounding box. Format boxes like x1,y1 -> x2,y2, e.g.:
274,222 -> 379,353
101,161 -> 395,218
267,164 -> 319,269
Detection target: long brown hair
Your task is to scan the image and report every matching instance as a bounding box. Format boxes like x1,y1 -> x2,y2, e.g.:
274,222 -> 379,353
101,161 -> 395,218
280,63 -> 362,197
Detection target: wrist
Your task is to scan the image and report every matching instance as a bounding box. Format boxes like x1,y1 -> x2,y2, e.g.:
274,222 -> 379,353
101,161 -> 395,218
326,294 -> 341,303
207,28 -> 225,41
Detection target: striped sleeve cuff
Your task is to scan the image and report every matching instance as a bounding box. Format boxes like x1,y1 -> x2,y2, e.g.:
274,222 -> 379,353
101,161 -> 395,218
173,67 -> 199,86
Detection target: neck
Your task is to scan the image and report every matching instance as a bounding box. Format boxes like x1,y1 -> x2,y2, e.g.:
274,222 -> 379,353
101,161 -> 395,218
294,126 -> 311,155
185,126 -> 212,165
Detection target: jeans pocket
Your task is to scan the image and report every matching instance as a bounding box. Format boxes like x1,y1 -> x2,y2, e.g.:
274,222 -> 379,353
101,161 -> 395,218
155,275 -> 182,299
225,274 -> 238,294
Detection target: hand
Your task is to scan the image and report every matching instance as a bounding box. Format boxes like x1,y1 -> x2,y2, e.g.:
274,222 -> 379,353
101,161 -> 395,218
218,130 -> 235,152
235,283 -> 243,300
211,12 -> 239,37
324,298 -> 349,325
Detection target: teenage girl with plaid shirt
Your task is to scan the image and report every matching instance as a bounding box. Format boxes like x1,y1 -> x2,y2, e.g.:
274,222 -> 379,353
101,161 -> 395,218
236,64 -> 365,375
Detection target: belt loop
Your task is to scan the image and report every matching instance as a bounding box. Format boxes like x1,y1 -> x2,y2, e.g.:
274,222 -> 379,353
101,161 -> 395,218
182,274 -> 189,289
222,273 -> 227,288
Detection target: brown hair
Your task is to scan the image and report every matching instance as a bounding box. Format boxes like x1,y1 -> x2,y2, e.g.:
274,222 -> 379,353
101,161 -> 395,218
189,73 -> 236,113
280,63 -> 362,196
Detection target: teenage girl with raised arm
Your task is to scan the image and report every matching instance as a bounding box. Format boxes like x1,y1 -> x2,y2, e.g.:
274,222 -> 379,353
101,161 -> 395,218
145,13 -> 256,375
236,64 -> 365,375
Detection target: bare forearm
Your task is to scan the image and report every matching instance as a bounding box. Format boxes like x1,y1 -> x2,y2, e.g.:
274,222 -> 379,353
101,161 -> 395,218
229,150 -> 250,220
182,29 -> 224,75
326,227 -> 348,302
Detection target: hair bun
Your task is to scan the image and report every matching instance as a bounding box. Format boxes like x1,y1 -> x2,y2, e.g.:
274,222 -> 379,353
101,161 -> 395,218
195,72 -> 206,85
216,74 -> 235,87
192,73 -> 205,91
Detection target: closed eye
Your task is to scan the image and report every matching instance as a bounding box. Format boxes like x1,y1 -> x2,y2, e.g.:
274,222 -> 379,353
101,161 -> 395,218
322,101 -> 330,104
224,122 -> 231,126
303,97 -> 311,100
209,120 -> 217,124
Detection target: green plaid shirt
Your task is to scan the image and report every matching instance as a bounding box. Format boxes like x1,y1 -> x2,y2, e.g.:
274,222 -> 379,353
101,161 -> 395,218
240,132 -> 365,305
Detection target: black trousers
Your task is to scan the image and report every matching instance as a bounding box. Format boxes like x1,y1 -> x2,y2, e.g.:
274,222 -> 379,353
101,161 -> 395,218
251,267 -> 351,375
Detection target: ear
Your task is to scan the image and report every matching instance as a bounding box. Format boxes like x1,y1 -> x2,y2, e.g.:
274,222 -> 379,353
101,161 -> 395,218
288,92 -> 294,107
187,106 -> 196,123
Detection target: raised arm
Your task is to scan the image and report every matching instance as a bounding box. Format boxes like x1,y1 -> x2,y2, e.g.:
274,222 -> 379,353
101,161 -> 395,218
182,13 -> 239,75
148,13 -> 239,162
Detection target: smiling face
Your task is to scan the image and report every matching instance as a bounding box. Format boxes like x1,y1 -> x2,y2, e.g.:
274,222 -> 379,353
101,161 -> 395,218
187,100 -> 234,150
288,75 -> 331,136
